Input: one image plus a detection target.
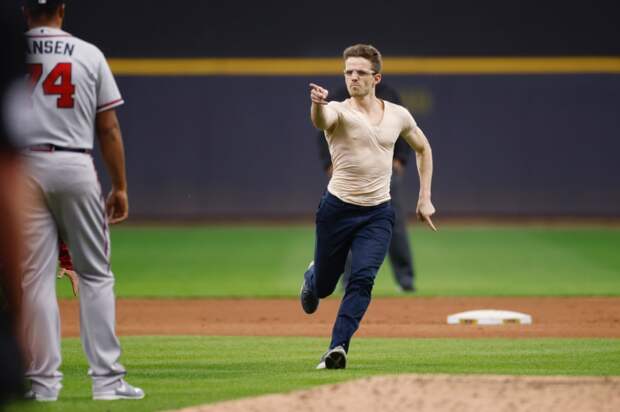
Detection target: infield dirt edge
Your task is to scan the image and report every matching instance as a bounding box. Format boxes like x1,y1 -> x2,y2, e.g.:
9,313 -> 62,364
172,374 -> 620,412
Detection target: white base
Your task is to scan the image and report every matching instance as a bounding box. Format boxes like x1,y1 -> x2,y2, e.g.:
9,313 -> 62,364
447,309 -> 532,325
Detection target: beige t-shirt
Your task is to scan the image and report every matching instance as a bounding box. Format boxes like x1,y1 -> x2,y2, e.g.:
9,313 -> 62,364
325,99 -> 417,206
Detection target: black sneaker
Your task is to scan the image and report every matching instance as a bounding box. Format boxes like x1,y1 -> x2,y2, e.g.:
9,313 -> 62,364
316,346 -> 347,370
300,261 -> 319,314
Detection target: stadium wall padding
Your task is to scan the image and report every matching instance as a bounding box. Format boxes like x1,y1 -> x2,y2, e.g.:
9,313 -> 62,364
91,74 -> 620,218
13,0 -> 617,217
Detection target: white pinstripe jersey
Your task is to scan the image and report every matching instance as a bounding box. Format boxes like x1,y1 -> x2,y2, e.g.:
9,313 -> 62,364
23,26 -> 123,149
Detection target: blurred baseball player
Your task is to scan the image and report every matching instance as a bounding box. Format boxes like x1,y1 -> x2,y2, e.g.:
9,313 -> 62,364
0,4 -> 28,403
19,0 -> 143,401
301,44 -> 436,369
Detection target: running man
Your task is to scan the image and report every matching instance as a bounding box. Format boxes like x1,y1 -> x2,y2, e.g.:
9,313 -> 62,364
301,44 -> 436,369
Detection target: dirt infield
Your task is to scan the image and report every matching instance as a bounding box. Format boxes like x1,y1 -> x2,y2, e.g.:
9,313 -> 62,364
59,297 -> 620,338
174,375 -> 620,412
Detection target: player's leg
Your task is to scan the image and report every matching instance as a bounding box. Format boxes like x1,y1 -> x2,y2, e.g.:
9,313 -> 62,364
20,178 -> 63,400
340,250 -> 353,290
310,192 -> 356,298
388,173 -> 415,291
329,203 -> 394,352
50,155 -> 129,397
301,192 -> 357,314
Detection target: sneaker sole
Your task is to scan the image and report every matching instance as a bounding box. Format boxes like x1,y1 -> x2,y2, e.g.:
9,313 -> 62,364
93,393 -> 145,401
325,351 -> 347,369
300,282 -> 319,314
24,391 -> 58,402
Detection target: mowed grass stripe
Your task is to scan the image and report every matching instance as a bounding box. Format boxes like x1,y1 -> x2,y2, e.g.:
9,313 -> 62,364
54,225 -> 620,298
8,336 -> 620,412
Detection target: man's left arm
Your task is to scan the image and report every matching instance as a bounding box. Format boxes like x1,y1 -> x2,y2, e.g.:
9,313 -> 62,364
401,118 -> 437,231
95,53 -> 128,224
96,109 -> 129,224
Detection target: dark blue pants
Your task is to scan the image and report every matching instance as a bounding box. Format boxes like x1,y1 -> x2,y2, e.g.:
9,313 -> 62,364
341,171 -> 415,290
307,191 -> 395,352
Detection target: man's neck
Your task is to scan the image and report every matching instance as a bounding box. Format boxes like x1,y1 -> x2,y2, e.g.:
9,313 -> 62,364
29,20 -> 62,30
351,91 -> 379,113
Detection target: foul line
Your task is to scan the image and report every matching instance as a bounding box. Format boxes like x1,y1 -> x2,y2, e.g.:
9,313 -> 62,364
108,57 -> 620,76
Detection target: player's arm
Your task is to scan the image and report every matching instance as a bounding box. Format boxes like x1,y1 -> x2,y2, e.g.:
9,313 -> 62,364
401,117 -> 437,231
96,109 -> 129,224
309,83 -> 338,132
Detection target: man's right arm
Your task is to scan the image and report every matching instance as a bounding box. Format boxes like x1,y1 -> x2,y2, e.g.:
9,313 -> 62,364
309,83 -> 338,131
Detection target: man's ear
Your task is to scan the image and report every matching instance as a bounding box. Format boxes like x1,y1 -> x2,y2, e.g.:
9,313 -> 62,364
374,73 -> 382,86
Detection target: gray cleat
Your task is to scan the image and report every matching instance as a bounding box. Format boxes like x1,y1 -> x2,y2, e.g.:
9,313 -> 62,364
93,379 -> 145,401
316,345 -> 347,370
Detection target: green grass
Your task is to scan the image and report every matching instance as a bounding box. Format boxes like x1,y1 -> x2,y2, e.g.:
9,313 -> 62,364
29,224 -> 619,412
7,336 -> 620,412
55,225 -> 620,298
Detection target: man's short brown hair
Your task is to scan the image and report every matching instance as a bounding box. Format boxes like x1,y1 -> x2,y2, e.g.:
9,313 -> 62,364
343,44 -> 382,74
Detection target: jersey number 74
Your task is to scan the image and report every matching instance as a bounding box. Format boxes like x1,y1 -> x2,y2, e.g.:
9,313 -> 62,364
28,63 -> 76,109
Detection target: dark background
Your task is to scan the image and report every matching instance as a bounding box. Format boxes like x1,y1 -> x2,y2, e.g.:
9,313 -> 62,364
12,0 -> 620,218
35,0 -> 620,57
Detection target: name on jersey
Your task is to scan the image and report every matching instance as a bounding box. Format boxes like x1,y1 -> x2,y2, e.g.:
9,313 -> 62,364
27,40 -> 75,57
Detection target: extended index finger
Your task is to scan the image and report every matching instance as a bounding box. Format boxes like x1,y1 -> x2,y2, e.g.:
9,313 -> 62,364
309,83 -> 325,91
424,215 -> 438,232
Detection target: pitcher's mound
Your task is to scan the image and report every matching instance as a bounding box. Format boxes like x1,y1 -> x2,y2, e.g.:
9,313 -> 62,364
174,374 -> 620,412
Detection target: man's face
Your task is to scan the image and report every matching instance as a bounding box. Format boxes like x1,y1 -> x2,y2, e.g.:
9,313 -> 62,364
344,57 -> 381,98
